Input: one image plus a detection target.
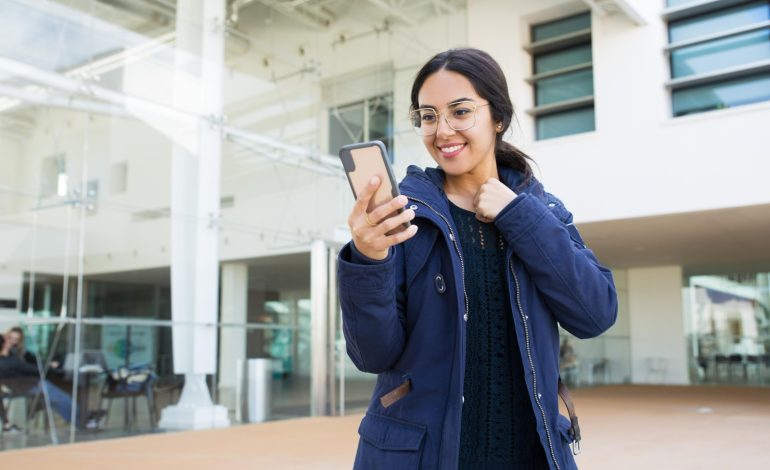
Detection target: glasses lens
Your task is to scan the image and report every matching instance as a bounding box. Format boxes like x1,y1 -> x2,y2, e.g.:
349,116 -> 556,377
410,109 -> 437,136
447,102 -> 476,131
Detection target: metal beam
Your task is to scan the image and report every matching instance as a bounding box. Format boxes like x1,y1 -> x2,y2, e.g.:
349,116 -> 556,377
0,57 -> 342,177
364,0 -> 417,27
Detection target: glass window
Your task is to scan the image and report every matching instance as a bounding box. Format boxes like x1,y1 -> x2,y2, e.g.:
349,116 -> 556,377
367,94 -> 394,160
329,102 -> 364,155
532,13 -> 591,42
534,44 -> 592,75
672,72 -> 770,115
536,107 -> 595,140
328,94 -> 394,161
667,1 -> 770,116
39,154 -> 67,198
667,0 -> 699,7
672,29 -> 770,78
531,14 -> 594,140
536,69 -> 594,106
669,1 -> 769,43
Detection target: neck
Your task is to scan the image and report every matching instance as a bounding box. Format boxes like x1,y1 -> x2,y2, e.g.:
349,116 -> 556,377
444,156 -> 498,202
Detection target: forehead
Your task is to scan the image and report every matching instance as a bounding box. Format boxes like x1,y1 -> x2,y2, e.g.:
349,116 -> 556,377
417,69 -> 481,107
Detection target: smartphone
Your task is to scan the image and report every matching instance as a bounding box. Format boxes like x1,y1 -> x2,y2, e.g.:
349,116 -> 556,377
339,141 -> 410,233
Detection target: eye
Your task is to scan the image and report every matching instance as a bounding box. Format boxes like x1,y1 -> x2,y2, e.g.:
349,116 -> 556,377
420,112 -> 437,123
451,105 -> 473,119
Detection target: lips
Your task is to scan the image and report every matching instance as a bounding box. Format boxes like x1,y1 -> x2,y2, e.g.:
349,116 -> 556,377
438,143 -> 466,158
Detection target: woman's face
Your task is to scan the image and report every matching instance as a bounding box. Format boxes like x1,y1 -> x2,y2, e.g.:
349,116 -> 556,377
7,331 -> 21,347
416,69 -> 498,177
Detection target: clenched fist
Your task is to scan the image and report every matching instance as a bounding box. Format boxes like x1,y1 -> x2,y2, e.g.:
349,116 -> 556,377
473,178 -> 517,223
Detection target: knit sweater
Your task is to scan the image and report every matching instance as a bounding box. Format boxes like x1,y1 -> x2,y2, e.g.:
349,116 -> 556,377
449,201 -> 549,470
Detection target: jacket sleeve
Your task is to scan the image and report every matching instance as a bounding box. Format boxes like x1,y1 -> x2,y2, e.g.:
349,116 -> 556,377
494,191 -> 618,339
337,242 -> 407,374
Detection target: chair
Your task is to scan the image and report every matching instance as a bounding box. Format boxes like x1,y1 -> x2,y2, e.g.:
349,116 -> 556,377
0,378 -> 50,432
153,374 -> 185,412
98,365 -> 158,430
728,354 -> 746,381
714,354 -> 730,381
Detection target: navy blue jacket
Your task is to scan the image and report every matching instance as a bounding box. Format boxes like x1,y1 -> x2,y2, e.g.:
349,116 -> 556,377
337,164 -> 618,470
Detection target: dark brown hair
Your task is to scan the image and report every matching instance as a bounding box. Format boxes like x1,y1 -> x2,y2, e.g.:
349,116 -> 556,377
410,48 -> 534,188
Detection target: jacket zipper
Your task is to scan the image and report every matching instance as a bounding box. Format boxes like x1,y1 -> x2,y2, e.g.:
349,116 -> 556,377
510,258 -> 560,470
404,196 -> 469,322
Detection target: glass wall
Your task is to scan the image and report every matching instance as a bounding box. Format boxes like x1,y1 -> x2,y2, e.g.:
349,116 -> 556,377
685,272 -> 770,386
0,0 -> 467,452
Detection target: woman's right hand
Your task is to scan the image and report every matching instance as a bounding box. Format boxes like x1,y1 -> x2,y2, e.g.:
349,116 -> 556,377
348,176 -> 418,260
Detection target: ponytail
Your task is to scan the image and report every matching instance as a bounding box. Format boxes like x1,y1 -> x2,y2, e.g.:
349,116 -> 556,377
495,138 -> 535,191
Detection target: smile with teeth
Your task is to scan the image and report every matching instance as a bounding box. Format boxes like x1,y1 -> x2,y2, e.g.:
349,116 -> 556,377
439,143 -> 466,155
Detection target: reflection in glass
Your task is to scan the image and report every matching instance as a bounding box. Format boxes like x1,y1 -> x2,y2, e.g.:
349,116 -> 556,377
535,69 -> 593,106
686,273 -> 770,386
671,29 -> 770,78
668,1 -> 769,44
672,72 -> 770,115
534,44 -> 592,75
531,12 -> 590,42
536,107 -> 595,140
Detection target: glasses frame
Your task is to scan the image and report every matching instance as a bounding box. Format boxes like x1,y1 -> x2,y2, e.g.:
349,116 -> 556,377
408,101 -> 491,136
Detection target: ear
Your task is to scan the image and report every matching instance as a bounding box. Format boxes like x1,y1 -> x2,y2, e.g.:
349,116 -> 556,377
495,122 -> 503,133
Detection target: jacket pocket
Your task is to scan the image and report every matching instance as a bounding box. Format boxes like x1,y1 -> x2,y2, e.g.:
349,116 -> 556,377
354,412 -> 427,469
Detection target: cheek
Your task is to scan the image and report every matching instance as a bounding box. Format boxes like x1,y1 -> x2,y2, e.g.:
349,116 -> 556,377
422,136 -> 435,152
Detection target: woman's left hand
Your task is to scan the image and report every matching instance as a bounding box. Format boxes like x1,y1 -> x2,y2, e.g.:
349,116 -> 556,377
474,178 -> 517,223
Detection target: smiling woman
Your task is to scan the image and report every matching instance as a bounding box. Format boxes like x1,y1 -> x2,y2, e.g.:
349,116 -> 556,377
337,48 -> 618,470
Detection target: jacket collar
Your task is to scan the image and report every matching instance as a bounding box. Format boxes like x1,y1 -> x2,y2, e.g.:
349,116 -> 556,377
399,164 -> 543,211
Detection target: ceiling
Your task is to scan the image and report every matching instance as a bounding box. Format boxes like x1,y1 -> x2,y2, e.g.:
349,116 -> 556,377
578,203 -> 770,274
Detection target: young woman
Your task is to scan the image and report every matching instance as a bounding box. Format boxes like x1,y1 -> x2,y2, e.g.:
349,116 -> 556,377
337,48 -> 618,470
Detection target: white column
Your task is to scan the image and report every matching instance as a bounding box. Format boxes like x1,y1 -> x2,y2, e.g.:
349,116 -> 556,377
160,0 -> 229,430
218,263 -> 248,410
628,266 -> 689,385
310,240 -> 329,416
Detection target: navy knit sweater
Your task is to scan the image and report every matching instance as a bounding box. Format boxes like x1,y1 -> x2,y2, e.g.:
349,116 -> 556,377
449,201 -> 548,470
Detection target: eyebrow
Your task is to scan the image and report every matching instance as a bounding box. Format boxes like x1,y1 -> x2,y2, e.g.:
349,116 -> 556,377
418,97 -> 476,109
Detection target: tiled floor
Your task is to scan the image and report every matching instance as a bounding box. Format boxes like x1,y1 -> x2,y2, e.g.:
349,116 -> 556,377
1,385 -> 767,469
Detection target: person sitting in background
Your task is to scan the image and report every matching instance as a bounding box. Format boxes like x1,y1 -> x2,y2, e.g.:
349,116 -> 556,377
0,331 -> 78,431
3,326 -> 60,370
560,338 -> 579,388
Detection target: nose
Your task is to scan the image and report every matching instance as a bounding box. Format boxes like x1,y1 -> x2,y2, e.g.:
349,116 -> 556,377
435,113 -> 455,138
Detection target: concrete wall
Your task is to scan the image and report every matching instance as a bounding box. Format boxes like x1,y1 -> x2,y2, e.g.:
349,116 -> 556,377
628,266 -> 688,384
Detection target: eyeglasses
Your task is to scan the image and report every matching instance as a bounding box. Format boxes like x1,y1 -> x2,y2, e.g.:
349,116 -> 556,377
409,100 -> 490,136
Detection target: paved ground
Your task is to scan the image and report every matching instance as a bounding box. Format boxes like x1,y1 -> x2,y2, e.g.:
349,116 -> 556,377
1,385 -> 767,469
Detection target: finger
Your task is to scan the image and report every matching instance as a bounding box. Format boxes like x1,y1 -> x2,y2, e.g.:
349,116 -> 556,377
353,176 -> 381,215
369,194 -> 408,223
475,212 -> 492,223
375,208 -> 416,235
384,224 -> 419,246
